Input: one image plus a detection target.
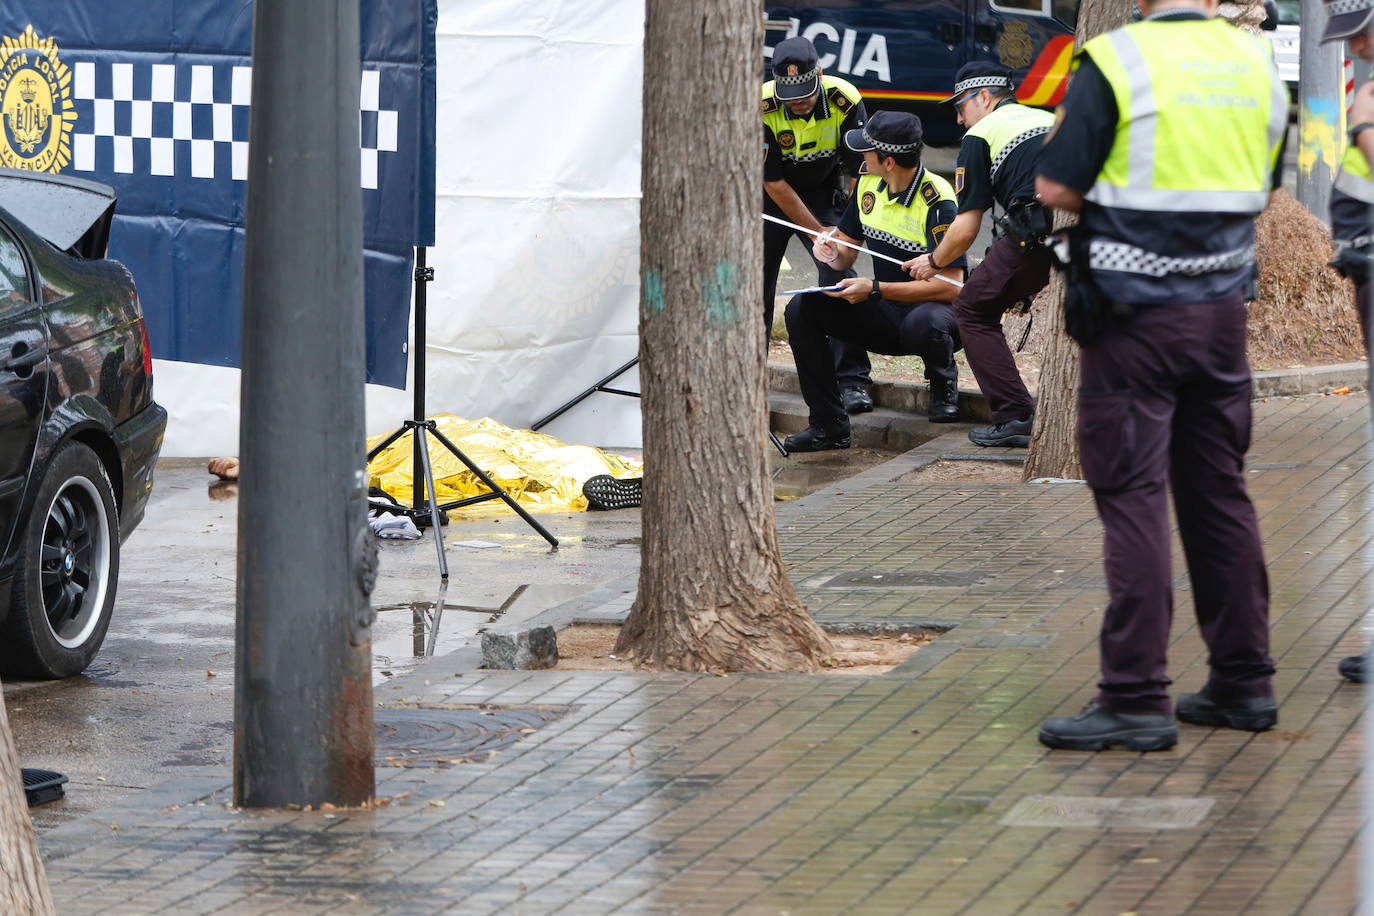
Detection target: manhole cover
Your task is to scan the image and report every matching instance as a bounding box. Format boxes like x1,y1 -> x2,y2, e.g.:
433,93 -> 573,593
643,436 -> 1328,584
820,571 -> 986,589
1000,795 -> 1214,829
374,706 -> 567,767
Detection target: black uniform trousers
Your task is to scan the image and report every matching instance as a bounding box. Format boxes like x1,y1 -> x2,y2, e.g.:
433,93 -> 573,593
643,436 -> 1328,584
1078,289 -> 1273,715
785,291 -> 957,429
764,193 -> 871,390
954,237 -> 1050,423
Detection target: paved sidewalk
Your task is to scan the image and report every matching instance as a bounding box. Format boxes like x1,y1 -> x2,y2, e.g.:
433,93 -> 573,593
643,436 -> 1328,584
37,394 -> 1372,914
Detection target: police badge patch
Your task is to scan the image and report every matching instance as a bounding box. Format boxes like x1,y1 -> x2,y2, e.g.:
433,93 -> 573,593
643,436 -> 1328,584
777,130 -> 796,149
955,167 -> 965,194
0,25 -> 75,173
860,191 -> 876,215
920,182 -> 940,205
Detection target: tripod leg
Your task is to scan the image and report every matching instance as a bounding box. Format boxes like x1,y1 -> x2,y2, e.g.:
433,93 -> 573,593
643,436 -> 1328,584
427,426 -> 560,548
415,428 -> 450,579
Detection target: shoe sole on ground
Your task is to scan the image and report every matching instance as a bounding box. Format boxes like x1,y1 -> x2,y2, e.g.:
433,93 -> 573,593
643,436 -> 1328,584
784,437 -> 851,452
1175,705 -> 1277,732
1038,727 -> 1177,752
582,475 -> 642,511
969,431 -> 1031,447
929,413 -> 960,424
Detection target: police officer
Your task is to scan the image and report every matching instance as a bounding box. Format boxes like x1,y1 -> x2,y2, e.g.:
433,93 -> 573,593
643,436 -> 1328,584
782,111 -> 965,451
763,37 -> 874,414
903,62 -> 1053,449
1033,0 -> 1288,750
1320,0 -> 1374,684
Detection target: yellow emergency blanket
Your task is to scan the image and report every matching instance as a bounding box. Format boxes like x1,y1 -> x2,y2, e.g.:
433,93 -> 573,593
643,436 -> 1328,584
366,415 -> 643,516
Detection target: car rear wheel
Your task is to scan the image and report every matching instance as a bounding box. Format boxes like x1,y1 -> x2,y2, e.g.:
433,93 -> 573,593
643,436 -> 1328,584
1,442 -> 119,679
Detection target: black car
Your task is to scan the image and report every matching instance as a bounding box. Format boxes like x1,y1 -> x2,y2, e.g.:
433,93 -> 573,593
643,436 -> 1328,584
0,168 -> 166,679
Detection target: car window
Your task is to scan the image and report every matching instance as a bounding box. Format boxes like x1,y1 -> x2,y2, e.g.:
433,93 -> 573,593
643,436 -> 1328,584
990,0 -> 1054,17
0,226 -> 31,315
1275,0 -> 1299,24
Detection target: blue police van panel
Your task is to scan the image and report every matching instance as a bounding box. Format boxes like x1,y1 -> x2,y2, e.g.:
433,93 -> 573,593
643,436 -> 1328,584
765,0 -> 1078,145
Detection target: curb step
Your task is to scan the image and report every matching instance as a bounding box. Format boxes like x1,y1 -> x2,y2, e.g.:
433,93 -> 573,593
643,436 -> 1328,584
769,391 -> 973,453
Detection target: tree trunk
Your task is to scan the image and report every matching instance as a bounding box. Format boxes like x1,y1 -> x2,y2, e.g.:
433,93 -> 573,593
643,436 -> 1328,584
0,690 -> 55,916
615,0 -> 832,672
1023,0 -> 1134,481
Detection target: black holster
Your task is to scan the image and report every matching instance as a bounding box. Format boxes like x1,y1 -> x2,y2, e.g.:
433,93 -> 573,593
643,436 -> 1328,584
996,200 -> 1052,249
1046,226 -> 1133,347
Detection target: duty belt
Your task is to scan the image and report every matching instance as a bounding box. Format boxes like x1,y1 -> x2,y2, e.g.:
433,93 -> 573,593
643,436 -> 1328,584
1087,241 -> 1254,278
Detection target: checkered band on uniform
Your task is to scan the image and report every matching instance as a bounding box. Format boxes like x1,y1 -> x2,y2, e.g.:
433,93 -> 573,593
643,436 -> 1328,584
1088,241 -> 1255,277
864,131 -> 922,155
68,62 -> 399,189
1327,0 -> 1374,16
776,67 -> 819,86
862,225 -> 926,253
953,75 -> 1013,95
990,125 -> 1052,179
782,148 -> 837,163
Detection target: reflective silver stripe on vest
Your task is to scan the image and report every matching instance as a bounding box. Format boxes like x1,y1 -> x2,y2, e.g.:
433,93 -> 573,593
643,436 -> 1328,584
1335,167 -> 1374,204
781,149 -> 837,164
1088,240 -> 1254,277
862,226 -> 925,253
1085,185 -> 1270,211
990,125 -> 1051,180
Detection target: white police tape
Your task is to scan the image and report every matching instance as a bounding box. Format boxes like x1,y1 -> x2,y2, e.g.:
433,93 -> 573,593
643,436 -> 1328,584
761,213 -> 964,288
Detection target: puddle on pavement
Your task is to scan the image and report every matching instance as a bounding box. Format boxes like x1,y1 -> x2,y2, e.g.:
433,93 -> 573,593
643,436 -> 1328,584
770,446 -> 898,500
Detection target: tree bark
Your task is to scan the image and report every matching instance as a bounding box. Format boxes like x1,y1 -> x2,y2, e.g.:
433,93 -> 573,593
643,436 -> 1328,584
0,689 -> 55,916
615,0 -> 833,671
1023,0 -> 1134,481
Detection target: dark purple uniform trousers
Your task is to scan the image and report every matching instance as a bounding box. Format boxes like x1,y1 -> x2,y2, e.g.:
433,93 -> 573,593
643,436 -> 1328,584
954,237 -> 1050,423
1078,289 -> 1273,715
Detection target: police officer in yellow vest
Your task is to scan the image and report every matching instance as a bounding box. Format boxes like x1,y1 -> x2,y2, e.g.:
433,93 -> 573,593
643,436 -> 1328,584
782,111 -> 965,451
763,37 -> 874,414
905,62 -> 1055,449
1034,0 -> 1287,750
1321,0 -> 1374,684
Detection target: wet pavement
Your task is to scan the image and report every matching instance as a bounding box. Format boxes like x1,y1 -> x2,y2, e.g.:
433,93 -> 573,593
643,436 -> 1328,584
12,393 -> 1374,913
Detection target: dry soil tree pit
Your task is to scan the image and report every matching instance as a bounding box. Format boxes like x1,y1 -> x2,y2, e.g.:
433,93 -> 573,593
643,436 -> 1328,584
554,623 -> 935,675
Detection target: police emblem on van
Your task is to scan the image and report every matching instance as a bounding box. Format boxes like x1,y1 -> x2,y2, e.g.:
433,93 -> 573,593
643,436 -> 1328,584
860,191 -> 875,214
0,25 -> 74,173
998,22 -> 1034,71
778,130 -> 796,148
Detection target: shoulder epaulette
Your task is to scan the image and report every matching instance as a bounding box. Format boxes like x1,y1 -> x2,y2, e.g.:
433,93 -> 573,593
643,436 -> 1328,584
827,85 -> 853,114
920,181 -> 940,205
761,95 -> 779,115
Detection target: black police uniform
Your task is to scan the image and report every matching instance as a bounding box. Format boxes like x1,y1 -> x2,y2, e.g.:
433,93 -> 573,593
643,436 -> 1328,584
763,38 -> 872,400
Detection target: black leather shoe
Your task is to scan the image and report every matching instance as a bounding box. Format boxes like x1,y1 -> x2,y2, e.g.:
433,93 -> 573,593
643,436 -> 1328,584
1339,654 -> 1367,683
928,380 -> 959,423
1175,687 -> 1277,732
841,386 -> 874,414
968,415 -> 1033,447
1038,702 -> 1177,751
783,424 -> 851,452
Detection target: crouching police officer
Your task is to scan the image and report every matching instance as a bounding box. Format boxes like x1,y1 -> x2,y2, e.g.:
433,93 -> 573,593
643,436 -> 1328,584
1321,0 -> 1374,684
782,111 -> 965,451
1034,0 -> 1287,750
763,37 -> 874,414
904,62 -> 1053,448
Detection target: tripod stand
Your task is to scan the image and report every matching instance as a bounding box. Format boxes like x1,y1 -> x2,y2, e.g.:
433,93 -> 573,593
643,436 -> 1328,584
367,248 -> 559,580
530,355 -> 790,457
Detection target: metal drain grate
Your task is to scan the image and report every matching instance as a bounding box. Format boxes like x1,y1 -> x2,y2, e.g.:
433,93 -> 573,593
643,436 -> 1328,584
1000,795 -> 1214,829
374,706 -> 568,767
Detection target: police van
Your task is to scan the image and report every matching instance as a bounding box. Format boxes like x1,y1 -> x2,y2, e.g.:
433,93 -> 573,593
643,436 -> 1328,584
765,0 -> 1080,145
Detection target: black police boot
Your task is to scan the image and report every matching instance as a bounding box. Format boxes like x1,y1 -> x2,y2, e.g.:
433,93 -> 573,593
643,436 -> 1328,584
1175,687 -> 1277,732
783,422 -> 851,453
1038,702 -> 1177,751
928,380 -> 959,423
968,415 -> 1034,448
841,386 -> 874,415
1339,654 -> 1367,683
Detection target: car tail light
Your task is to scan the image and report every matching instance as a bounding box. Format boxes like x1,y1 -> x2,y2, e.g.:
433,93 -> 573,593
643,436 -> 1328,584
137,317 -> 153,377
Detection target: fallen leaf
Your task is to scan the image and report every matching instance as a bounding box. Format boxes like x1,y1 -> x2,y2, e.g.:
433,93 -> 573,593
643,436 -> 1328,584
206,670 -> 216,678
429,799 -> 446,807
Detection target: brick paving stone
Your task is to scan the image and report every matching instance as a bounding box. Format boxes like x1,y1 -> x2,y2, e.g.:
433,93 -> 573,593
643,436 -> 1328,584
30,395 -> 1372,914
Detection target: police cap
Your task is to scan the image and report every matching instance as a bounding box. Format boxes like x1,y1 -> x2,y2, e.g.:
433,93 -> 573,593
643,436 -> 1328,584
771,37 -> 822,101
844,110 -> 924,156
1321,0 -> 1374,43
941,61 -> 1016,103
